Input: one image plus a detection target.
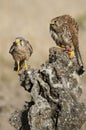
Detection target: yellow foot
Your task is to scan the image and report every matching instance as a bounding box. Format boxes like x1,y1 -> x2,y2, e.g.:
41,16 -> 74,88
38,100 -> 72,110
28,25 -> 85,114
56,45 -> 65,51
23,63 -> 30,70
57,45 -> 65,49
22,60 -> 28,70
23,64 -> 28,70
68,51 -> 75,59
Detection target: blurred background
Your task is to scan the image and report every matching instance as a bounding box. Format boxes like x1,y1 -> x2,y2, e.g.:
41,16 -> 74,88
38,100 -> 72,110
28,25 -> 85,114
0,0 -> 86,129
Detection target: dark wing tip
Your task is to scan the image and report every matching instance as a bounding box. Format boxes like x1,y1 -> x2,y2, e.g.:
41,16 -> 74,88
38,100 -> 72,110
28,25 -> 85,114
77,66 -> 85,75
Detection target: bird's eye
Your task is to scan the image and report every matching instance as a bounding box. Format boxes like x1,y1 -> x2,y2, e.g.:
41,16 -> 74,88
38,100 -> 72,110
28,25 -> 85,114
56,20 -> 62,26
53,21 -> 56,24
20,40 -> 25,46
56,21 -> 60,26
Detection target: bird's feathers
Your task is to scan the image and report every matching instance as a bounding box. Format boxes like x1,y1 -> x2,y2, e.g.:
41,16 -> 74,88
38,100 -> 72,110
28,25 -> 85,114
9,37 -> 33,71
50,15 -> 85,75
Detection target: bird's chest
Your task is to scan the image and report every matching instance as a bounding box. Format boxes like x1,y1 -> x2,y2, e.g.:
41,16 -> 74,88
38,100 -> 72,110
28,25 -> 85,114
57,25 -> 72,44
12,48 -> 26,61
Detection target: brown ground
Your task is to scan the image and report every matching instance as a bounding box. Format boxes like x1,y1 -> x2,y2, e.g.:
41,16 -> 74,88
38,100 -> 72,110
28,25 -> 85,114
0,0 -> 86,130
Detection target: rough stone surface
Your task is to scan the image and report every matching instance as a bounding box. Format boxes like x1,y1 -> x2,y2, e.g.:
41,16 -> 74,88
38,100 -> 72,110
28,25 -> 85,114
9,47 -> 86,130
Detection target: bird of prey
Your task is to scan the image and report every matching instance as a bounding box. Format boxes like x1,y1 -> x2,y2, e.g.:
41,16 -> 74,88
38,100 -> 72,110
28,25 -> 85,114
50,15 -> 84,75
9,37 -> 33,72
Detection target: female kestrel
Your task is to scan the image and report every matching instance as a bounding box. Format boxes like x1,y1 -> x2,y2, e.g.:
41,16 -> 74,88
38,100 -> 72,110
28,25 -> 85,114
50,15 -> 84,75
9,37 -> 33,72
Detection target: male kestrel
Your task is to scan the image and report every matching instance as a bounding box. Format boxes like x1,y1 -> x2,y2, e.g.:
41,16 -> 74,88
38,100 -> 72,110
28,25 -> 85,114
50,15 -> 84,75
9,37 -> 33,72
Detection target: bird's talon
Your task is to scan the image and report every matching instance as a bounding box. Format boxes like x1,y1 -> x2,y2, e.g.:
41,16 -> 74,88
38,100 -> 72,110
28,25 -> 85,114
23,65 -> 28,70
68,51 -> 75,59
23,64 -> 30,70
56,45 -> 65,50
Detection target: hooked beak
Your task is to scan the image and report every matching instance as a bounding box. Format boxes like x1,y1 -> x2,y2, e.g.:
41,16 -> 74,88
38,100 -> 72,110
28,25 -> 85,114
15,39 -> 20,44
50,20 -> 56,25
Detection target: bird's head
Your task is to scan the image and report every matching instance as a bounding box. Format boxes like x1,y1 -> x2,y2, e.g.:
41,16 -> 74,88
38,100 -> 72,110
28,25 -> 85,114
14,37 -> 27,46
50,17 -> 65,48
50,17 -> 64,31
50,17 -> 64,41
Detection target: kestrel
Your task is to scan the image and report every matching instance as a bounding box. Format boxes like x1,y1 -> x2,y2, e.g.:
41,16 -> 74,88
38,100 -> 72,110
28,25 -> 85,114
9,37 -> 33,72
50,15 -> 84,75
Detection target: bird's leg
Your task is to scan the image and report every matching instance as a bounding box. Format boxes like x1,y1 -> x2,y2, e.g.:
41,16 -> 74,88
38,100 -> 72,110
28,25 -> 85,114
23,60 -> 29,70
17,61 -> 20,73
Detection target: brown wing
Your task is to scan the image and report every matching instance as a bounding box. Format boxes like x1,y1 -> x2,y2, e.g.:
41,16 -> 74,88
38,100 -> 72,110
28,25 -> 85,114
62,15 -> 79,33
27,41 -> 33,56
9,43 -> 15,54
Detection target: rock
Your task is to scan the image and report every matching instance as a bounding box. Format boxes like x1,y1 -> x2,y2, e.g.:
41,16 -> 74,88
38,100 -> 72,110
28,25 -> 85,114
9,47 -> 86,130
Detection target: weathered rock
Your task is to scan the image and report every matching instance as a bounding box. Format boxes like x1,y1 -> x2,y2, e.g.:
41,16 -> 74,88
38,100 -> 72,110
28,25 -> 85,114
28,96 -> 54,130
9,101 -> 34,130
9,47 -> 86,130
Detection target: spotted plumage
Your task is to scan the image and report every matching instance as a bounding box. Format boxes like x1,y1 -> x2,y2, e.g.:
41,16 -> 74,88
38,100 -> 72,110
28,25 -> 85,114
50,15 -> 84,75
